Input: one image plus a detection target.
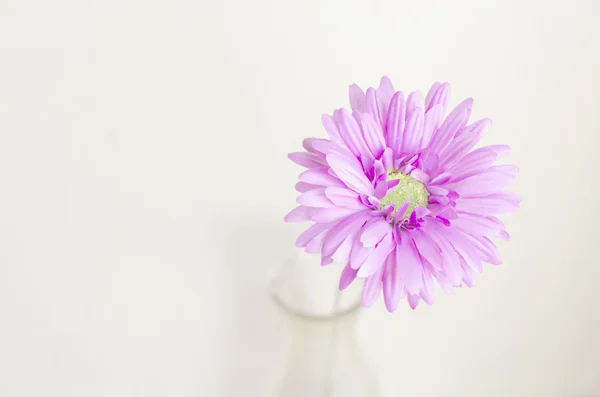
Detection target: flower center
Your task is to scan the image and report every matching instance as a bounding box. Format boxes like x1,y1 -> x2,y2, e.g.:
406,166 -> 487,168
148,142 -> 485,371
380,170 -> 429,219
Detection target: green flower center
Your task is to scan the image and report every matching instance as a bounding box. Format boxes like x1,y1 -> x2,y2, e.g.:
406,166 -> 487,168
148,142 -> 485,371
380,170 -> 430,219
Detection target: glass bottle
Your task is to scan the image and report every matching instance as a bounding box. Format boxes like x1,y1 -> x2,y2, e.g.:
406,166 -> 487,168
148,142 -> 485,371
269,251 -> 380,397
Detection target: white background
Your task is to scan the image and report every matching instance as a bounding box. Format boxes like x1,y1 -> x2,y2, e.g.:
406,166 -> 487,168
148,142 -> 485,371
1,1 -> 599,396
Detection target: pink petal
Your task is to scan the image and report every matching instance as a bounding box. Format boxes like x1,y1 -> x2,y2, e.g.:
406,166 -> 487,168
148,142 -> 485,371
488,164 -> 519,178
324,187 -> 366,209
496,230 -> 510,240
302,138 -> 322,153
462,233 -> 502,265
339,263 -> 358,290
288,152 -> 326,168
296,222 -> 332,248
361,266 -> 384,307
407,294 -> 421,310
411,230 -> 443,271
305,231 -> 326,254
421,104 -> 444,150
447,145 -> 510,182
377,76 -> 395,109
425,81 -> 451,113
382,147 -> 394,170
401,91 -> 424,154
460,257 -> 476,287
322,211 -> 371,256
284,206 -> 314,222
410,168 -> 430,184
428,98 -> 473,155
427,185 -> 448,196
451,213 -> 505,236
365,87 -> 383,126
295,182 -> 320,192
429,172 -> 451,185
360,219 -> 392,247
359,112 -> 386,158
339,108 -> 373,159
444,171 -> 516,197
350,239 -> 375,270
455,196 -> 519,216
311,138 -> 355,159
299,168 -> 346,188
311,207 -> 359,223
357,234 -> 395,277
385,91 -> 406,154
297,188 -> 335,208
427,225 -> 462,286
447,230 -> 483,273
326,154 -> 375,195
395,238 -> 423,295
383,249 -> 404,312
349,84 -> 366,112
394,201 -> 410,221
419,269 -> 436,305
321,255 -> 333,266
438,118 -> 490,170
424,82 -> 440,110
331,235 -> 353,264
321,114 -> 346,149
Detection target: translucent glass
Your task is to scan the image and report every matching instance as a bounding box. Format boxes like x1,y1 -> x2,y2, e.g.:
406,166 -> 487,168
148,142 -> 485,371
269,251 -> 380,397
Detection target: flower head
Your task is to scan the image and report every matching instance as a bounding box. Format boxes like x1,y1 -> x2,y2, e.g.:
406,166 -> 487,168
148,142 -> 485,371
285,77 -> 519,311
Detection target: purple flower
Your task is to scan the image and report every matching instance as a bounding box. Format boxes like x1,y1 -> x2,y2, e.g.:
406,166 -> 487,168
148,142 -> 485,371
285,77 -> 519,311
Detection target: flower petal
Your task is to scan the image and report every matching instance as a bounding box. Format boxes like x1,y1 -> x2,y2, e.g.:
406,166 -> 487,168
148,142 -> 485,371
438,118 -> 490,171
359,112 -> 386,158
446,145 -> 510,182
407,294 -> 421,310
421,104 -> 444,150
411,229 -> 443,271
284,206 -> 314,222
338,108 -> 372,158
326,154 -> 375,195
455,195 -> 519,216
365,87 -> 383,126
295,182 -> 320,192
331,235 -> 353,264
297,187 -> 335,208
321,114 -> 347,149
445,171 -> 516,197
377,76 -> 395,112
383,249 -> 404,312
451,213 -> 505,237
428,98 -> 473,155
401,91 -> 424,154
462,233 -> 502,265
425,81 -> 451,113
357,233 -> 395,277
296,222 -> 332,248
360,219 -> 392,247
419,269 -> 436,305
311,207 -> 360,223
361,266 -> 384,307
339,263 -> 358,290
395,238 -> 423,295
299,168 -> 346,188
322,211 -> 371,256
324,187 -> 366,209
288,152 -> 326,168
349,84 -> 366,112
350,238 -> 375,270
385,91 -> 406,154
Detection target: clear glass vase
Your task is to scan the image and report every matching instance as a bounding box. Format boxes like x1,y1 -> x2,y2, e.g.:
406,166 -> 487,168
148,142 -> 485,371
269,251 -> 380,397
